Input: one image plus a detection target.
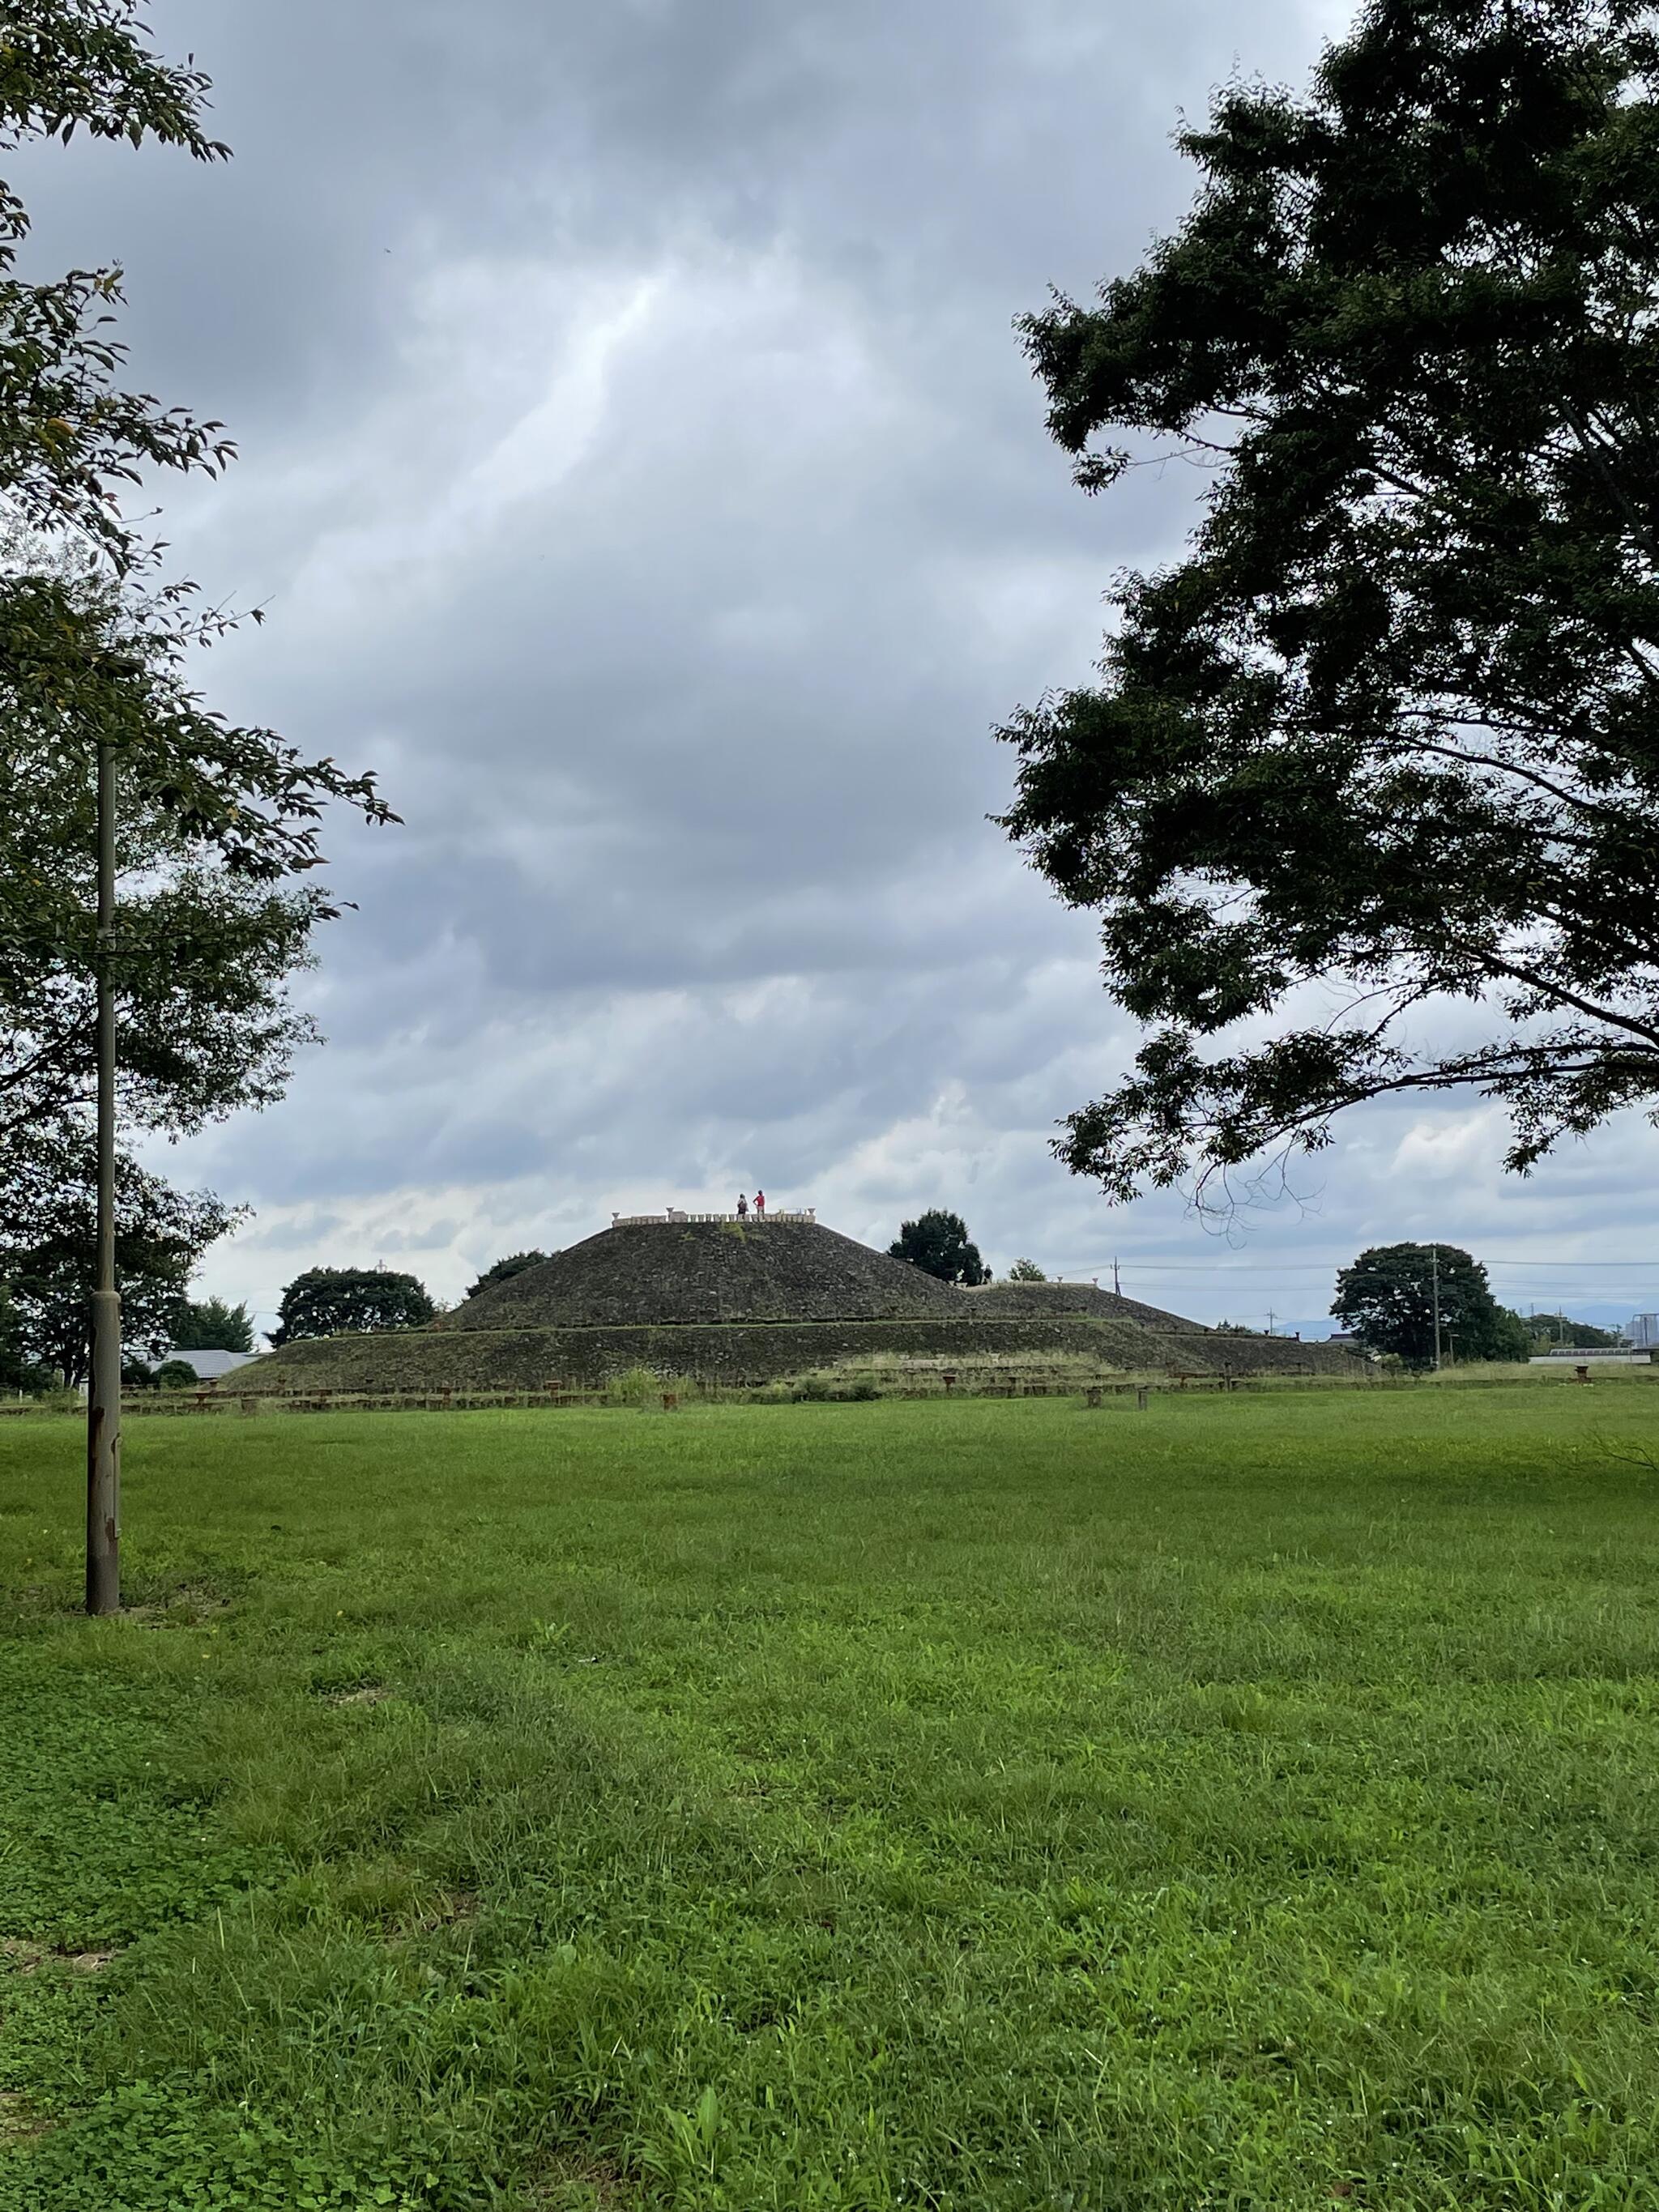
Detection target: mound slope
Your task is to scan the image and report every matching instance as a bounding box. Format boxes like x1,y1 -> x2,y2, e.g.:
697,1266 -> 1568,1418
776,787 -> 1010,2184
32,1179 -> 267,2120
435,1219 -> 973,1330
224,1318 -> 1362,1395
966,1282 -> 1205,1332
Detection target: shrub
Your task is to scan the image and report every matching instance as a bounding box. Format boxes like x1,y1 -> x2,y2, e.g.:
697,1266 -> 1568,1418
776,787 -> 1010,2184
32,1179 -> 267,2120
605,1362 -> 663,1405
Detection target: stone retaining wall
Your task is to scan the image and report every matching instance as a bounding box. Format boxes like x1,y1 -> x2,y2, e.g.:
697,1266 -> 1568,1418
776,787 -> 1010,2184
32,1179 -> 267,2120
225,1318 -> 1363,1395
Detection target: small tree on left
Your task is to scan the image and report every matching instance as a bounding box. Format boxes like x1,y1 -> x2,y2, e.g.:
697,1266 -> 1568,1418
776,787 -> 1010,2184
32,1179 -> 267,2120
0,1127 -> 236,1387
171,1295 -> 256,1353
0,8 -> 394,1610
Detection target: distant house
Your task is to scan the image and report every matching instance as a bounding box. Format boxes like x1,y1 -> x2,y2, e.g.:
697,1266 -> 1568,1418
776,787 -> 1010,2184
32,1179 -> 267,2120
147,1347 -> 260,1381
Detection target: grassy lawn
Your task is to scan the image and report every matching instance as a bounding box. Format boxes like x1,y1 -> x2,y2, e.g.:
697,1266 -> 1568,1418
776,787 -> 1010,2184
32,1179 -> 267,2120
2,1387 -> 1657,2210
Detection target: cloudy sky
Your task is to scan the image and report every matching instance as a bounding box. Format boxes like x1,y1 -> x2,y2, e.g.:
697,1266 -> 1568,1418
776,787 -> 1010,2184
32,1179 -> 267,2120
26,0 -> 1659,1339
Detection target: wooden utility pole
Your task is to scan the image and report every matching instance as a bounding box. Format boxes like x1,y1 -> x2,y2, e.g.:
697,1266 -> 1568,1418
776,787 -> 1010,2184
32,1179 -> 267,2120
86,736 -> 121,1616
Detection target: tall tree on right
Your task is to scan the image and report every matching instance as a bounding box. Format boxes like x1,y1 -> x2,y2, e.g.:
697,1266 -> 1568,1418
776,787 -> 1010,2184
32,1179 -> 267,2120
889,1211 -> 990,1287
999,0 -> 1659,1205
1332,1243 -> 1528,1367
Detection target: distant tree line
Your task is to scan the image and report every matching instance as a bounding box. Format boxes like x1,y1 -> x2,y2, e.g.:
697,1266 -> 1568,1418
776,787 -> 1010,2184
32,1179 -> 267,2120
262,1251 -> 554,1345
1332,1243 -> 1621,1370
2,1248 -> 565,1385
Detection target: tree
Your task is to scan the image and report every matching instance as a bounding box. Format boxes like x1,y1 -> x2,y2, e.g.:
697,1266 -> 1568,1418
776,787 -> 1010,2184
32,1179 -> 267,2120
271,1268 -> 437,1345
0,5 -> 232,571
1522,1310 -> 1621,1349
155,1357 -> 198,1390
0,1285 -> 49,1393
0,1126 -> 237,1386
463,1251 -> 550,1301
1331,1243 -> 1528,1368
0,8 -> 397,1603
0,5 -> 394,884
171,1294 -> 254,1353
1007,1259 -> 1048,1281
889,1211 -> 990,1286
999,0 -> 1659,1205
2,691 -> 342,1153
0,10 -> 394,1233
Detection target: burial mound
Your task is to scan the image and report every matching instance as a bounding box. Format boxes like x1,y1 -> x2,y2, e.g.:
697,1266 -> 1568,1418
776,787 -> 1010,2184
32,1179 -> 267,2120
435,1217 -> 971,1330
227,1214 -> 1360,1395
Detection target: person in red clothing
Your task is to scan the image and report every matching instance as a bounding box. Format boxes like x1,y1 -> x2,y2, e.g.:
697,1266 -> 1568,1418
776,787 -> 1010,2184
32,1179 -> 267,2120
753,1189 -> 766,1217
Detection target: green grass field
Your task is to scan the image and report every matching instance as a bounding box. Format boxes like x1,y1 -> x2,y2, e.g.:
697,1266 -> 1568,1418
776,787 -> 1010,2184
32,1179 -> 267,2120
2,1387 -> 1657,2210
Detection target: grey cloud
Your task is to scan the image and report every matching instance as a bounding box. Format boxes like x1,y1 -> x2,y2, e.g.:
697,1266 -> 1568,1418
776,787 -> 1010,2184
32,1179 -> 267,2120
50,0 -> 1648,1330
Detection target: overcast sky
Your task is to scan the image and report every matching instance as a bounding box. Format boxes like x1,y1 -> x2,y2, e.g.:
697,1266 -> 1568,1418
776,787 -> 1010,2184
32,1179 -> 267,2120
27,0 -> 1659,1338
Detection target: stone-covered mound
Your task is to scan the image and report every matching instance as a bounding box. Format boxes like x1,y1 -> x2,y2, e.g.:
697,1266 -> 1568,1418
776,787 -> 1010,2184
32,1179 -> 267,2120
220,1317 -> 1364,1395
224,1215 -> 1367,1396
434,1218 -> 970,1330
966,1281 -> 1204,1332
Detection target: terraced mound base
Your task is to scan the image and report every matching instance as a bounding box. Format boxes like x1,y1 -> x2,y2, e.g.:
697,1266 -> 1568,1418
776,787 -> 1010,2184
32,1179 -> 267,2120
224,1319 -> 1360,1395
966,1281 -> 1205,1331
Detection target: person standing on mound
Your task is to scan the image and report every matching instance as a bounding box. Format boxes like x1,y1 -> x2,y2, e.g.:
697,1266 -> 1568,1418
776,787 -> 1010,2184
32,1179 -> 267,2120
754,1190 -> 766,1217
736,1193 -> 748,1219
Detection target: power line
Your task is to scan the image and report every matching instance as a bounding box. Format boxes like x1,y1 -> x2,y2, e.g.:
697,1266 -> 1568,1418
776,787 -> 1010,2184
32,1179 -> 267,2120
1094,1257 -> 1659,1273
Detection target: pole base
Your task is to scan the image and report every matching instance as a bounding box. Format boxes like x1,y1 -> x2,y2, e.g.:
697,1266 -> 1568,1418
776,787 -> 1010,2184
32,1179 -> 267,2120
86,1287 -> 122,1616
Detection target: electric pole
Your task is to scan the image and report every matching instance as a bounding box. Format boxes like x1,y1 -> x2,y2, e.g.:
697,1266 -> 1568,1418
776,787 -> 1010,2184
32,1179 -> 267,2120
1431,1243 -> 1442,1373
1112,1256 -> 1120,1296
86,736 -> 121,1616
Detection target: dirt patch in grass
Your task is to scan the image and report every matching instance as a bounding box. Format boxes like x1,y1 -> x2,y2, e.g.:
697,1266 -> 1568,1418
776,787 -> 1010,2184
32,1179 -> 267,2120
526,2154 -> 633,2208
2,1937 -> 120,1975
400,1888 -> 479,1936
119,1583 -> 233,1627
0,2090 -> 49,2147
